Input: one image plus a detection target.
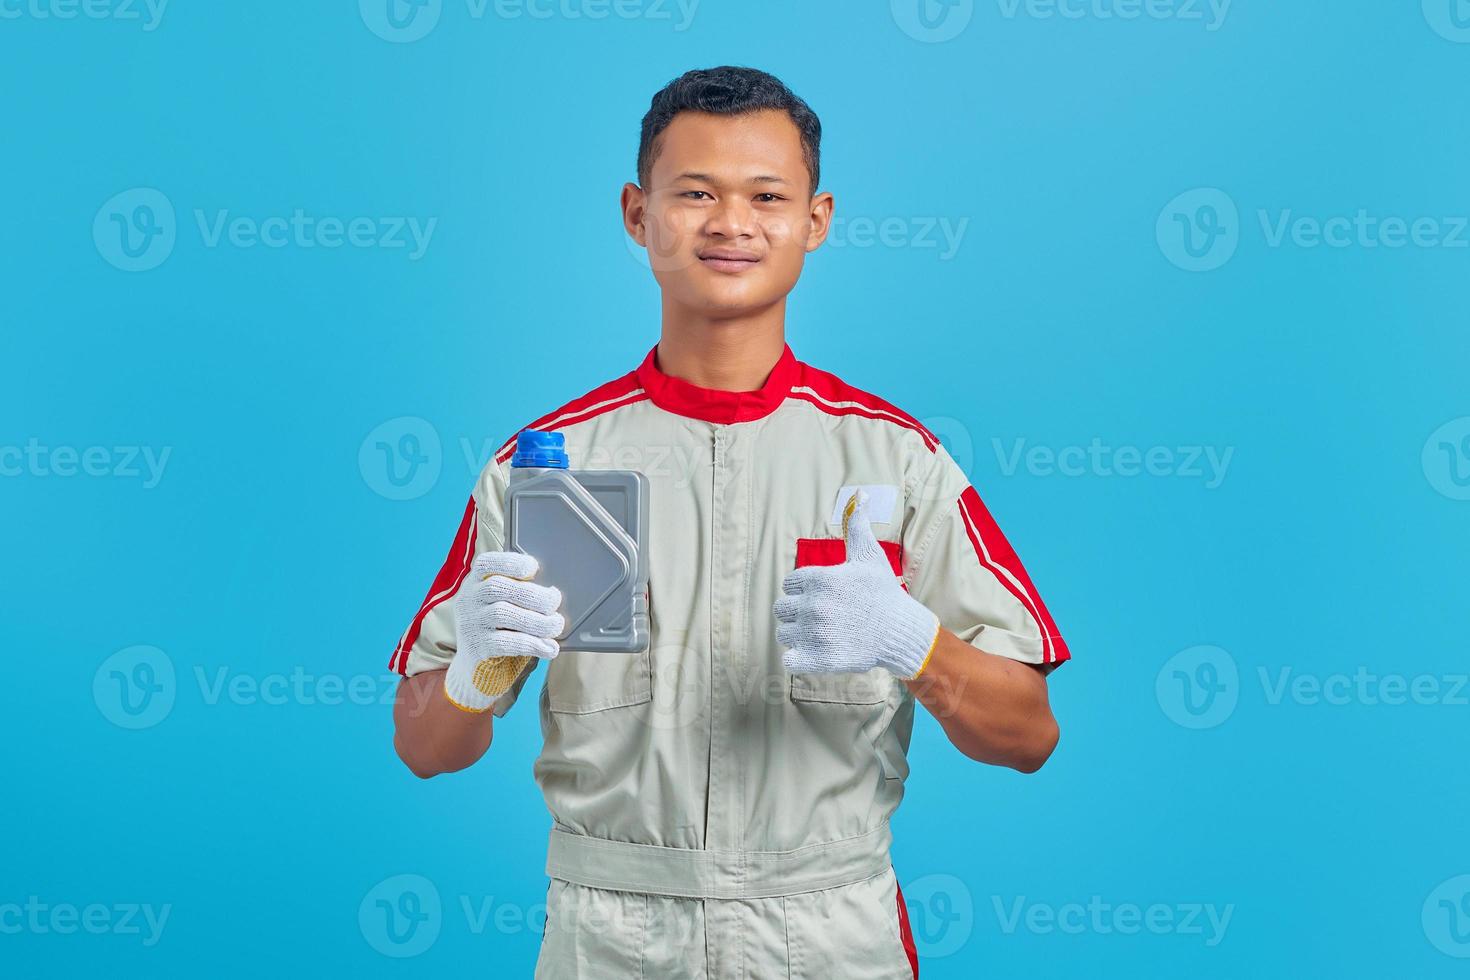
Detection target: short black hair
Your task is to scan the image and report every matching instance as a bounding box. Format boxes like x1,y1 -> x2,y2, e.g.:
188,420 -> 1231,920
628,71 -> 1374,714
637,66 -> 822,196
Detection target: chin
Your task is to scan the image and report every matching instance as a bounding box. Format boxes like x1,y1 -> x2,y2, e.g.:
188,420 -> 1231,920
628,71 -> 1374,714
667,277 -> 768,313
695,288 -> 774,315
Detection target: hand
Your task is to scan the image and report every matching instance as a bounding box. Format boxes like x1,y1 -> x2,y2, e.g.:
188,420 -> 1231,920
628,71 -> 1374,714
774,489 -> 941,680
443,550 -> 565,713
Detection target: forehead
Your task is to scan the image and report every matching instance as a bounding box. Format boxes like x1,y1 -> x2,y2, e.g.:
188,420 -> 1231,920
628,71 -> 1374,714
650,109 -> 807,188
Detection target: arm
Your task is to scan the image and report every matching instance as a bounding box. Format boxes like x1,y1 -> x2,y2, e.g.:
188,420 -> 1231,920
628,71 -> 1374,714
776,484 -> 1069,774
899,455 -> 1072,771
388,515 -> 560,780
902,627 -> 1059,773
391,548 -> 557,778
393,670 -> 496,779
386,467 -> 561,779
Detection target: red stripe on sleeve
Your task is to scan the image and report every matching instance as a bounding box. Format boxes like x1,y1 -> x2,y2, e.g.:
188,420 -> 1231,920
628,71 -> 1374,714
389,495 -> 479,675
956,486 -> 1070,665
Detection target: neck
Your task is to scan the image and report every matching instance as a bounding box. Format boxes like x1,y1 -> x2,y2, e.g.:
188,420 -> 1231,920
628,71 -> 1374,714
656,299 -> 787,391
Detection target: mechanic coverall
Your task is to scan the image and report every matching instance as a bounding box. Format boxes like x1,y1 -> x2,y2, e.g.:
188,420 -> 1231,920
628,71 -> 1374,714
390,342 -> 1070,978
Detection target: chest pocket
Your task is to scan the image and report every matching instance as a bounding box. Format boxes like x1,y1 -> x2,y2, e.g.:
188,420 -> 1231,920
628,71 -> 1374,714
787,536 -> 904,706
790,666 -> 894,705
545,647 -> 653,714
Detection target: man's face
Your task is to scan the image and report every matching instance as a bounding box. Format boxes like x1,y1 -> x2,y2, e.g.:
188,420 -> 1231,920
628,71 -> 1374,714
624,109 -> 833,316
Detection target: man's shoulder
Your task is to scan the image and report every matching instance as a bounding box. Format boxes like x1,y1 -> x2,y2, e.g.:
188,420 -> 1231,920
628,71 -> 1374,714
787,358 -> 938,452
489,367 -> 646,468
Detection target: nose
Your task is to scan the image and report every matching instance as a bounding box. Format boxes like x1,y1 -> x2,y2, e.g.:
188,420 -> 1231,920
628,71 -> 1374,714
704,196 -> 756,240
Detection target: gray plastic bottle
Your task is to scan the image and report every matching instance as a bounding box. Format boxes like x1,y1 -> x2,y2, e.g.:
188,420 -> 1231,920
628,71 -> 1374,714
505,429 -> 650,654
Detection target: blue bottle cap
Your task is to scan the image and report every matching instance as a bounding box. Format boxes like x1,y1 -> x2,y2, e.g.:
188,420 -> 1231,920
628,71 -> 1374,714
511,429 -> 569,468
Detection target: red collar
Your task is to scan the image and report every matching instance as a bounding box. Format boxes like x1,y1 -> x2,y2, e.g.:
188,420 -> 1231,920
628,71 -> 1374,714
634,342 -> 800,424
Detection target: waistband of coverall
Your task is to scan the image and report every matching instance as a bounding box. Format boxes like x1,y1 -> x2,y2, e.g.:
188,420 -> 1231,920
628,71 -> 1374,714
545,823 -> 894,900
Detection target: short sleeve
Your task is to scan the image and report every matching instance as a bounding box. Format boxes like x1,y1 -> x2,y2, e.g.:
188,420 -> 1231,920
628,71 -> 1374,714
387,458 -> 539,716
901,444 -> 1071,673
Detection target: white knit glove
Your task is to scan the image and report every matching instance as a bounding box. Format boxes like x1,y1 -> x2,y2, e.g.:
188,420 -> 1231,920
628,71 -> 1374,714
443,550 -> 565,713
774,489 -> 941,680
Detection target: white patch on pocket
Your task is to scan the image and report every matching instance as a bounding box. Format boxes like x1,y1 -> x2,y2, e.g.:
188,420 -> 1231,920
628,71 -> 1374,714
829,484 -> 898,525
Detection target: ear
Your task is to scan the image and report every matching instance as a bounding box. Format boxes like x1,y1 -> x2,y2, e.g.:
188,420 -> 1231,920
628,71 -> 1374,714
621,182 -> 648,245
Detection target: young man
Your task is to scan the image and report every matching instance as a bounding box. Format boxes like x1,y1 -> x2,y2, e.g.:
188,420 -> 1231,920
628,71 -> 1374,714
390,66 -> 1069,979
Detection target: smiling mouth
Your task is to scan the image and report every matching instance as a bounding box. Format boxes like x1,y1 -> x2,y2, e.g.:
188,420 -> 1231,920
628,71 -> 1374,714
698,252 -> 761,273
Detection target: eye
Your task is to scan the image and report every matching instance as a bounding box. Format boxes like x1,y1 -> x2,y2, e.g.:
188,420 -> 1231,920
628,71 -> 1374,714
755,193 -> 784,203
681,190 -> 711,200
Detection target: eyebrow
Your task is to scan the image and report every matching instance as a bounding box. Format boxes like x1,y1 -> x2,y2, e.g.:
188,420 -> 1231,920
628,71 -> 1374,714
674,172 -> 790,186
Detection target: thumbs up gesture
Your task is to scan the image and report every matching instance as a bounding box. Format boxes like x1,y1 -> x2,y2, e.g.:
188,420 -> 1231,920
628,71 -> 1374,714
774,489 -> 941,679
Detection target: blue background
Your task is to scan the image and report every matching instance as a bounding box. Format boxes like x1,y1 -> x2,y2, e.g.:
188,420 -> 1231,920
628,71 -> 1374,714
3,1 -> 1468,976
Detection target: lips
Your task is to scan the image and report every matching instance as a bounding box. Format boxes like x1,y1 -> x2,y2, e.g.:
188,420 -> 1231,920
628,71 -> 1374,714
697,249 -> 761,273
